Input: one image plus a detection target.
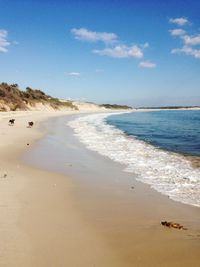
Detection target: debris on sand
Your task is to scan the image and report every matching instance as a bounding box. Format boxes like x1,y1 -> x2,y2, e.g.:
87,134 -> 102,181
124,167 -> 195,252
161,221 -> 187,230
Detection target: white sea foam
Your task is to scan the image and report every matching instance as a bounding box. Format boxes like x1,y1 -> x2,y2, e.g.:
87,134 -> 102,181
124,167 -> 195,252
68,113 -> 200,207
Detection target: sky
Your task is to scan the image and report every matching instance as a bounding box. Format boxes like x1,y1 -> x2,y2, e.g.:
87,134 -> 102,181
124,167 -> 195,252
0,0 -> 200,107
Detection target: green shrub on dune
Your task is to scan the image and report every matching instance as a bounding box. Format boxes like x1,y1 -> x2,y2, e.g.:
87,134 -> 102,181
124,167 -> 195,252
0,82 -> 78,111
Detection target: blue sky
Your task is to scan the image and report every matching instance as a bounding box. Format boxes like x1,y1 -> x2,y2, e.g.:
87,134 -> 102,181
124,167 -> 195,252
0,0 -> 200,107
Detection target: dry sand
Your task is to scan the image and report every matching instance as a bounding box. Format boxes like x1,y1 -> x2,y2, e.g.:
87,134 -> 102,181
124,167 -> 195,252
0,111 -> 122,267
0,110 -> 200,267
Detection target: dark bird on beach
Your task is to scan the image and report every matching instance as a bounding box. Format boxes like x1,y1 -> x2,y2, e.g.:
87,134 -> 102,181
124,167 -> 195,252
28,121 -> 34,128
9,119 -> 15,125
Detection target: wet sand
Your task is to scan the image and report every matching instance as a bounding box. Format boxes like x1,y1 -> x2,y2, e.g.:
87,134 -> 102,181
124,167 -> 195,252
186,155 -> 200,168
23,114 -> 200,266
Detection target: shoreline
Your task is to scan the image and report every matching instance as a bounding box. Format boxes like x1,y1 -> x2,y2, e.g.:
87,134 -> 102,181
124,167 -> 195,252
1,110 -> 200,266
107,109 -> 200,173
67,112 -> 200,207
23,112 -> 200,266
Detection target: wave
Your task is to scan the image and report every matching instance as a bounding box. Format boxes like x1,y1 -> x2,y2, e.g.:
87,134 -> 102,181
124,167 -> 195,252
68,113 -> 200,207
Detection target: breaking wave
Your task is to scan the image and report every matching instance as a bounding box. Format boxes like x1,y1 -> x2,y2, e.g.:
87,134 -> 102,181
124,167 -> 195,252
68,113 -> 200,207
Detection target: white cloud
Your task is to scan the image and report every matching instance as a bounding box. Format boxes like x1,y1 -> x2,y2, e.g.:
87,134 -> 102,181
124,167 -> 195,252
71,28 -> 118,44
182,34 -> 200,46
93,44 -> 143,58
139,61 -> 157,68
0,29 -> 10,53
71,27 -> 151,61
171,46 -> 200,59
65,72 -> 81,76
169,17 -> 200,59
169,17 -> 189,26
169,29 -> 186,36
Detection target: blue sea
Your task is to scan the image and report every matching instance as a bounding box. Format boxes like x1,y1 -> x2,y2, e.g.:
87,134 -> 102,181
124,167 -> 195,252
68,110 -> 200,207
107,110 -> 200,157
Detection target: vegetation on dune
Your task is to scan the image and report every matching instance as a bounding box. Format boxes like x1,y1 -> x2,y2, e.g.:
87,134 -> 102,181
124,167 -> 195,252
0,82 -> 133,112
0,82 -> 78,111
100,104 -> 132,110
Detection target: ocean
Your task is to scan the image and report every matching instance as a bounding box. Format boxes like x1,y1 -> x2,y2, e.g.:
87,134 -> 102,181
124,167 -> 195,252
107,110 -> 200,157
68,110 -> 200,207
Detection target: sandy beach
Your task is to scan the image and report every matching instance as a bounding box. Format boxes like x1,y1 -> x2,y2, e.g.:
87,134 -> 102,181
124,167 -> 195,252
1,111 -> 200,266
